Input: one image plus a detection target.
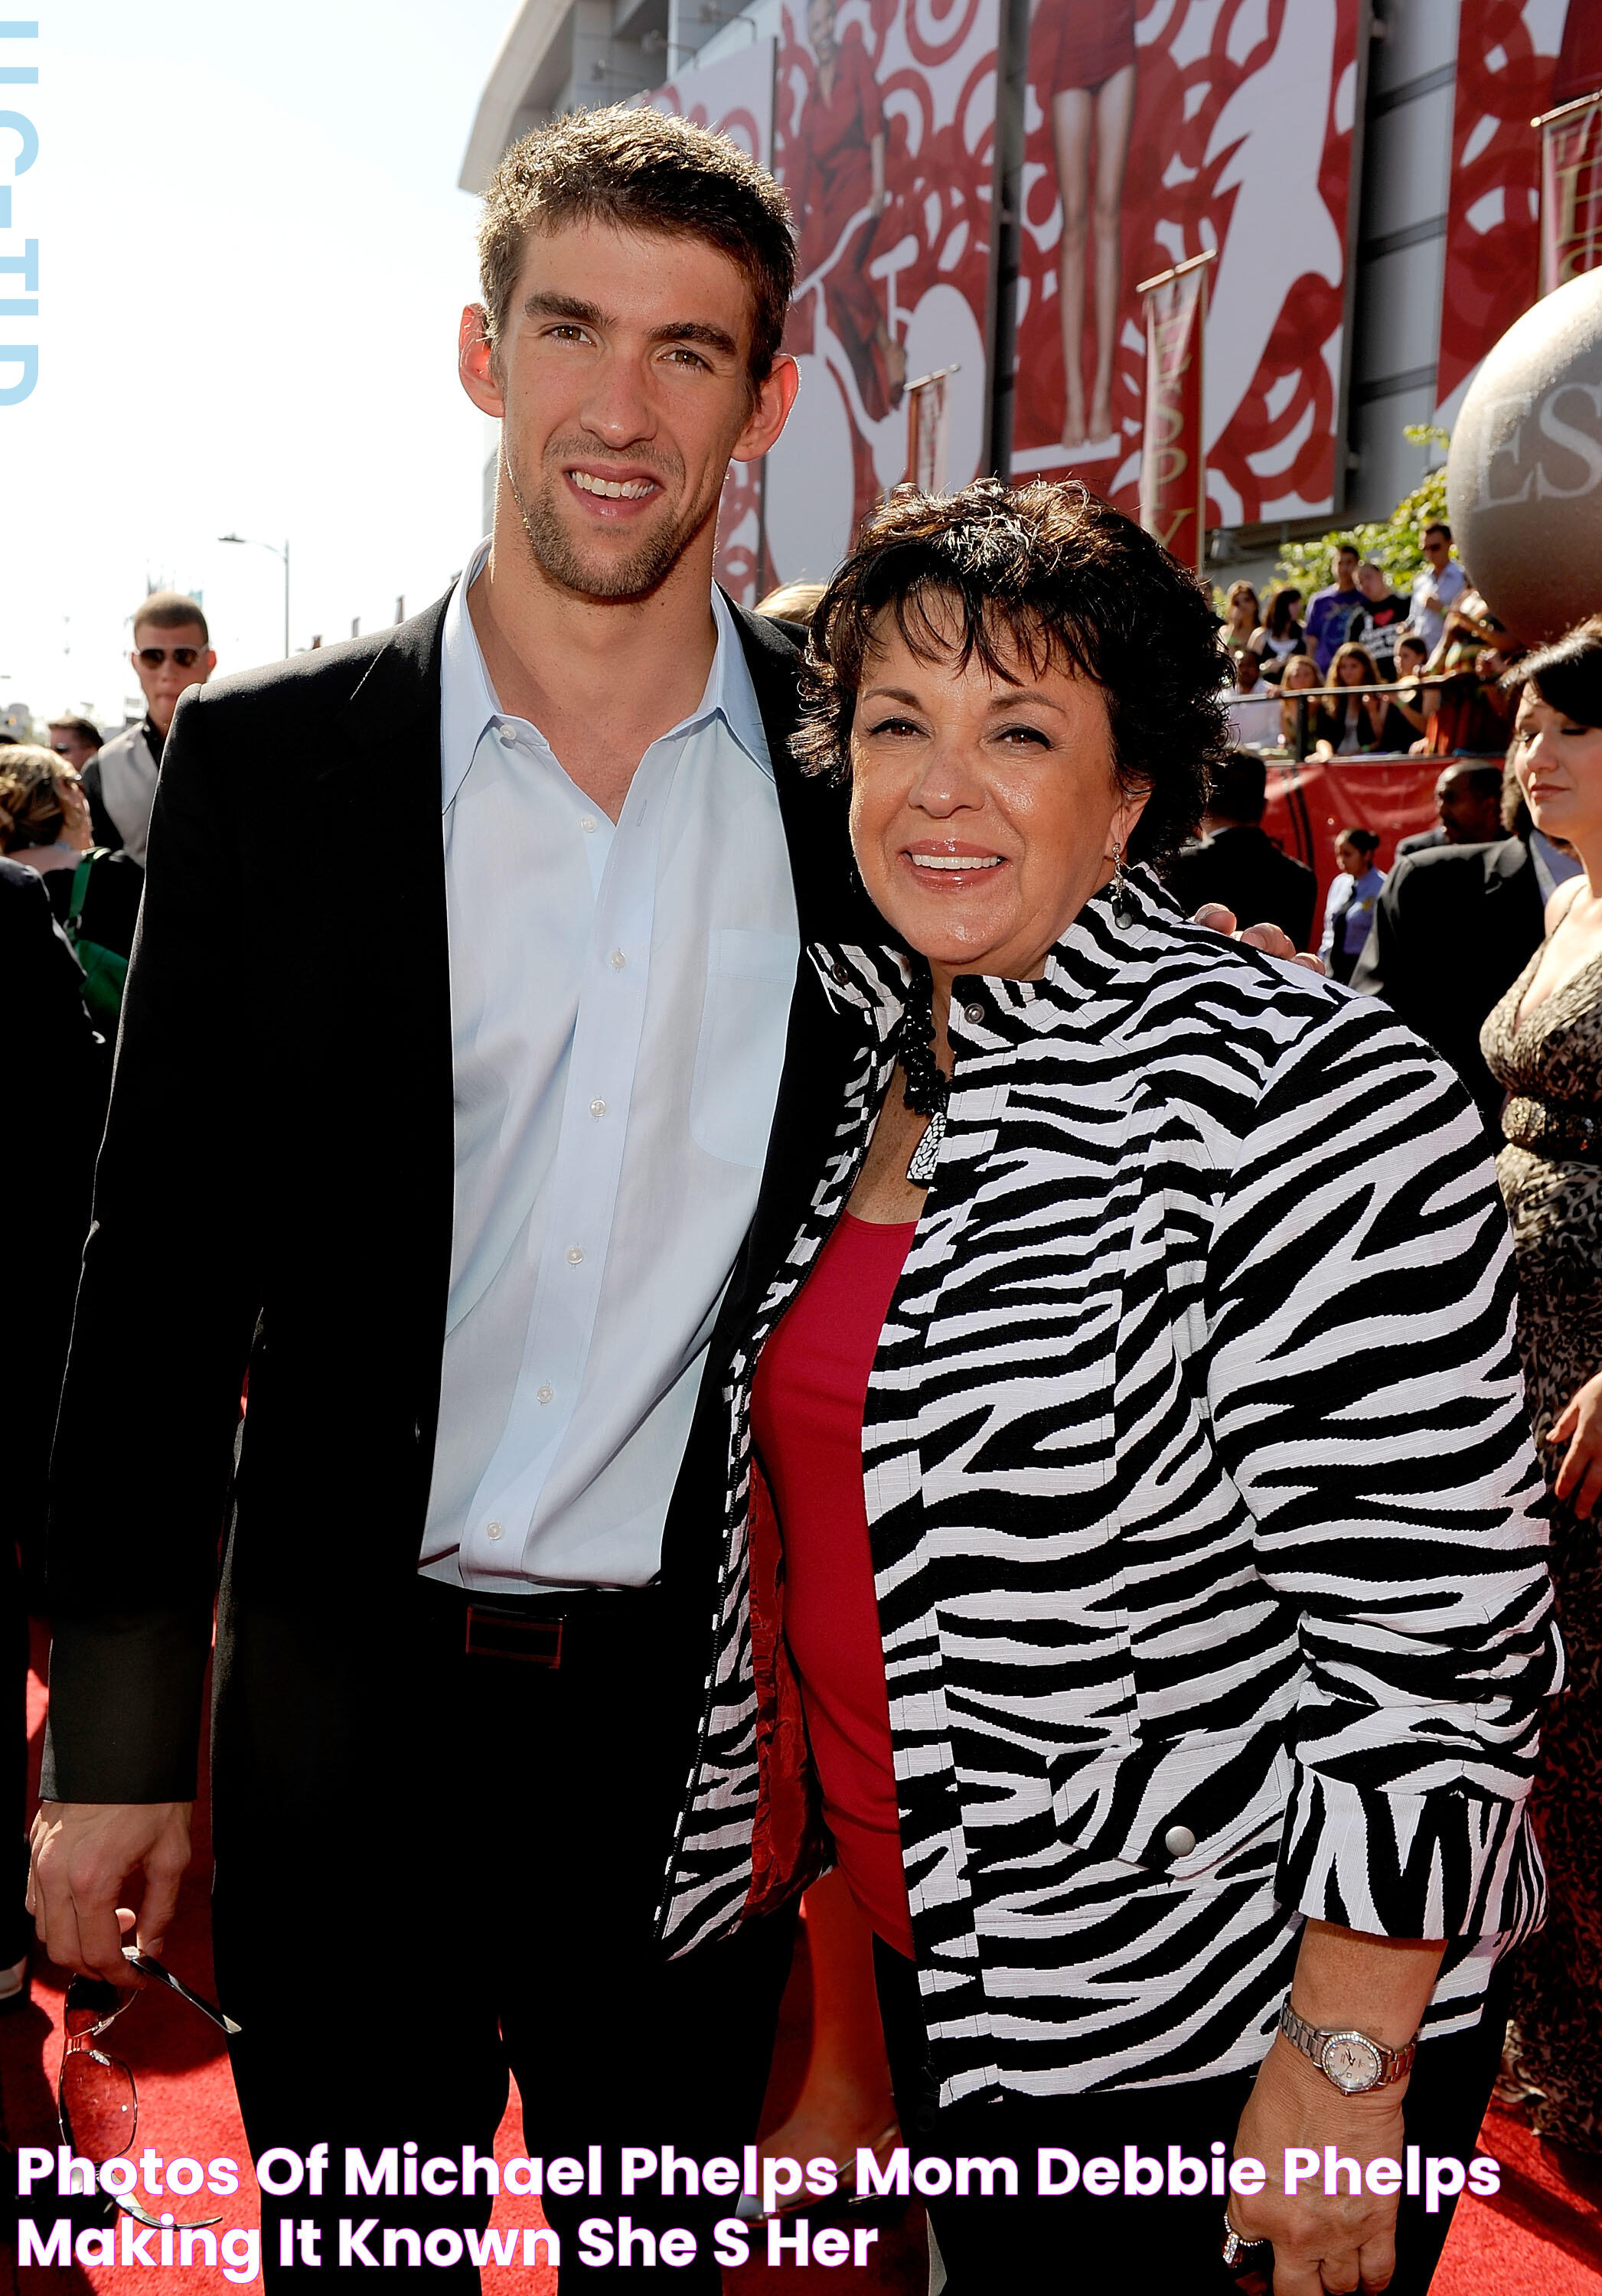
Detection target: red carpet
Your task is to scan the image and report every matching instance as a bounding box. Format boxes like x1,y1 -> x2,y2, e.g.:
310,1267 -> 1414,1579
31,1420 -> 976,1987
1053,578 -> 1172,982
6,1626 -> 1600,2292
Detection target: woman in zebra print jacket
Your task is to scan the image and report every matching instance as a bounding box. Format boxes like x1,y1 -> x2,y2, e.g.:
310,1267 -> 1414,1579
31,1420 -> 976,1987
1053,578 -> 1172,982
657,484 -> 1561,2292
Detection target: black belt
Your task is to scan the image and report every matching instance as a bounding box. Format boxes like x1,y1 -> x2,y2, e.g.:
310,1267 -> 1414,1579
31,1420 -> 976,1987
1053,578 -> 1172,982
1502,1095 -> 1602,1163
460,1581 -> 661,1668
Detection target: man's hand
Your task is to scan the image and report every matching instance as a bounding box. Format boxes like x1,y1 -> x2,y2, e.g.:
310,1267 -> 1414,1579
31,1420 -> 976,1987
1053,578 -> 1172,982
1228,2037 -> 1408,2294
1192,903 -> 1326,975
1548,1368 -> 1602,1518
28,1801 -> 193,1984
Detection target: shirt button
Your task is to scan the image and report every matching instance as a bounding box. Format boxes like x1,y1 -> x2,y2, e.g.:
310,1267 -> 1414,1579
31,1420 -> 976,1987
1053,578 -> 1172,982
579,815 -> 598,834
1163,1825 -> 1197,1857
485,1521 -> 506,1541
496,722 -> 517,748
964,1000 -> 986,1024
566,1245 -> 584,1265
609,949 -> 626,970
589,1097 -> 606,1117
537,1384 -> 553,1404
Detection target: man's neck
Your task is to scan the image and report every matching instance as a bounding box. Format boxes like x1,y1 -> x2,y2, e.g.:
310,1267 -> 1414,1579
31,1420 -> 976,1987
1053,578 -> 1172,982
466,517 -> 723,823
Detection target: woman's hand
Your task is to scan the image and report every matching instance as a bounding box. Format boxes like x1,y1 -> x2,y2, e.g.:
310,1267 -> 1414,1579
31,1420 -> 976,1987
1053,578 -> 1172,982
1548,1368 -> 1602,1517
59,775 -> 94,852
1228,2037 -> 1407,2294
1189,905 -> 1326,975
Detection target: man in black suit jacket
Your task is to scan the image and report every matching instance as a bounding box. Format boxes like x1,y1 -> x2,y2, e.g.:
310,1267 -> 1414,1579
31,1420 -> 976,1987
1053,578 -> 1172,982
2,859 -> 102,1998
1163,749 -> 1318,949
1350,836 -> 1545,1129
28,113 -> 879,2291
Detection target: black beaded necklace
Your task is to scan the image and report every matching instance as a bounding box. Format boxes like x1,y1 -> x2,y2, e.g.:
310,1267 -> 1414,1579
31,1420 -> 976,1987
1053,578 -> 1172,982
894,964 -> 949,1186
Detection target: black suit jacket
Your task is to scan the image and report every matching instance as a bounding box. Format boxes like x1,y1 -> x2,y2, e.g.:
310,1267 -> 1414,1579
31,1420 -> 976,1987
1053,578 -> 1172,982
44,595 -> 877,1803
1163,823 -> 1317,950
3,859 -> 103,1564
1349,837 -> 1545,1128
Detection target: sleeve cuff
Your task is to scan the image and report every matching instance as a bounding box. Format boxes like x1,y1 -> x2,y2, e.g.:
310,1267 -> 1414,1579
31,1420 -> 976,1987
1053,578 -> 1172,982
1274,1766 -> 1546,1941
41,1609 -> 211,1804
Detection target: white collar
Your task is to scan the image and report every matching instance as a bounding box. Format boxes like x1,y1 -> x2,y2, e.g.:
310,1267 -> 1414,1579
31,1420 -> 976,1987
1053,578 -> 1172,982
439,538 -> 770,810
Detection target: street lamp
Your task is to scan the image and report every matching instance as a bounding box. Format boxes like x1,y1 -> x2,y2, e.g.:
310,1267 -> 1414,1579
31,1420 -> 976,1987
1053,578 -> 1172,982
218,533 -> 291,659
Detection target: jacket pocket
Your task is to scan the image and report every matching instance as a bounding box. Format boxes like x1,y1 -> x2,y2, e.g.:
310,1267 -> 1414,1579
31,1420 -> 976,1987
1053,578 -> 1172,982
1052,1724 -> 1292,1887
690,927 -> 800,1168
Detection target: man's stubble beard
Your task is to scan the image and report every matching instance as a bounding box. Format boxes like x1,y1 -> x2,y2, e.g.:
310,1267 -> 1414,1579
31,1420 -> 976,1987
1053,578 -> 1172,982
503,436 -> 718,604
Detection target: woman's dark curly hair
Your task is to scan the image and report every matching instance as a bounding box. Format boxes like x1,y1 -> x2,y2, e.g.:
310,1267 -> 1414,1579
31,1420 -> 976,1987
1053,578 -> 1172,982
791,478 -> 1232,863
1502,612 -> 1602,729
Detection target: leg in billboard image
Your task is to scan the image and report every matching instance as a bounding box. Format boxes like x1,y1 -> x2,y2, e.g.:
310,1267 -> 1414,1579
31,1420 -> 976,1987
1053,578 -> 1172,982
793,0 -> 906,421
661,482 -> 1561,2296
1032,0 -> 1134,452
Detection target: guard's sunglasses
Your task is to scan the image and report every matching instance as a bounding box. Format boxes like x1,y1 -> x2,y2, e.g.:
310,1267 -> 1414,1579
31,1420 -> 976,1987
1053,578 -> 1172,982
59,1952 -> 241,2232
134,646 -> 204,669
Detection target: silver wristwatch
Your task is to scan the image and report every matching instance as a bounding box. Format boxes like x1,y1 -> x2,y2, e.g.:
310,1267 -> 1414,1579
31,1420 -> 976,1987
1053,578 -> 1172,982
1277,1999 -> 1417,2095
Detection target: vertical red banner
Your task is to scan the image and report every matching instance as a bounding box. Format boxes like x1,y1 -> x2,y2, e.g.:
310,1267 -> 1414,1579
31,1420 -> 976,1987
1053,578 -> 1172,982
1138,251 -> 1209,575
1541,92 -> 1602,296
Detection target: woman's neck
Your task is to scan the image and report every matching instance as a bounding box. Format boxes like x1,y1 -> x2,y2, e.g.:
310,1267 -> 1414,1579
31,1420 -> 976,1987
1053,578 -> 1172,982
1566,833 -> 1602,906
9,839 -> 77,872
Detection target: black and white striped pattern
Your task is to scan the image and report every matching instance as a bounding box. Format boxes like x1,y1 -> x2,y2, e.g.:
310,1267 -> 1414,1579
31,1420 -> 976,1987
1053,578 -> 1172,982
658,872 -> 1561,2103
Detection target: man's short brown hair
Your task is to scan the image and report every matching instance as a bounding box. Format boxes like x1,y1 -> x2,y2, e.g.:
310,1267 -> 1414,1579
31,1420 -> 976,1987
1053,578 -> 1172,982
133,589 -> 209,644
478,105 -> 796,386
47,714 -> 103,748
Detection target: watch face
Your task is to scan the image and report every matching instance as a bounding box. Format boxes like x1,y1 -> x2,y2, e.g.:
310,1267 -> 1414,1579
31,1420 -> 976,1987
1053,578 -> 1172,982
1321,2035 -> 1384,2093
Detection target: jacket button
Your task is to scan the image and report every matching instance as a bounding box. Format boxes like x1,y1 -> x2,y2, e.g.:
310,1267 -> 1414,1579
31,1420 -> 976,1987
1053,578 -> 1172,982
1163,1825 -> 1197,1857
830,961 -> 848,983
964,1000 -> 985,1024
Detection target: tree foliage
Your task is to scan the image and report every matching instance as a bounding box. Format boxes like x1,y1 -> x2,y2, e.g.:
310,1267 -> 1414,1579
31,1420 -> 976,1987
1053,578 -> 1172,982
1264,426 -> 1451,602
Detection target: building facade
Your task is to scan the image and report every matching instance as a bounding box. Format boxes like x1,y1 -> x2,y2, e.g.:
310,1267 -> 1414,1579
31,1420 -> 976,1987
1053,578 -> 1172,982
462,0 -> 1599,593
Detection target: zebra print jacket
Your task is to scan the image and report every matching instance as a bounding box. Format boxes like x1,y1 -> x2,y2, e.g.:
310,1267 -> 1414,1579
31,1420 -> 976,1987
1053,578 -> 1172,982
657,870 -> 1561,2104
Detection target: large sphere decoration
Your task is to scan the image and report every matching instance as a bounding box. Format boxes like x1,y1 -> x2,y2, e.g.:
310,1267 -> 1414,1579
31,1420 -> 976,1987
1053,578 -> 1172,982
1447,264 -> 1602,645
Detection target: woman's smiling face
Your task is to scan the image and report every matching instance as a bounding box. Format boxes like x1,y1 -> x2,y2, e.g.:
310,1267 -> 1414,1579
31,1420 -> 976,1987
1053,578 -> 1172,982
1512,685 -> 1602,846
846,602 -> 1148,985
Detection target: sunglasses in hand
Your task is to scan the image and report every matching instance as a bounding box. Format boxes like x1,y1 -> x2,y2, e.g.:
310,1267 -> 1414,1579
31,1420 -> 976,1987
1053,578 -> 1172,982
59,1949 -> 241,2232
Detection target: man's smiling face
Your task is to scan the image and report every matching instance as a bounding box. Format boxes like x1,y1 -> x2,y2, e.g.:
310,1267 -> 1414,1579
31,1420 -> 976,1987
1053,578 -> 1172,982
474,217 -> 783,603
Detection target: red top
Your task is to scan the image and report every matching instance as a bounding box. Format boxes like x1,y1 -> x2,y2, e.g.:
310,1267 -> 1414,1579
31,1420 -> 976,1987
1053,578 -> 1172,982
752,1212 -> 916,1958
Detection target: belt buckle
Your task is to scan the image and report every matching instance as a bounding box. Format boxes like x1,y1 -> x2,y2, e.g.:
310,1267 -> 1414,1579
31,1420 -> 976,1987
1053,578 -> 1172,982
465,1604 -> 563,1667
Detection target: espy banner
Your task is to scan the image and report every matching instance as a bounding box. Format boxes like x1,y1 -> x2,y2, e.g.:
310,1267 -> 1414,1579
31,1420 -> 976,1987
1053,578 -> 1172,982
1137,249 -> 1212,575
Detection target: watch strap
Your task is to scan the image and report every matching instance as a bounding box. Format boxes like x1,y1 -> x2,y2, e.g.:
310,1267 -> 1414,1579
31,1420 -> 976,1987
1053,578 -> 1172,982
1277,1999 -> 1417,2092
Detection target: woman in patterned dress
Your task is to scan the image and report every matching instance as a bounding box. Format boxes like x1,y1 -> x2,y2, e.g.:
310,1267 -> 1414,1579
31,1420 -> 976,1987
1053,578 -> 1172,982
1481,615 -> 1602,2157
658,482 -> 1560,2291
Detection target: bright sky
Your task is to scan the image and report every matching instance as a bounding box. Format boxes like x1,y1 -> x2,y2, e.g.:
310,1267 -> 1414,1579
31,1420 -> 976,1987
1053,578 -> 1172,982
0,0 -> 518,729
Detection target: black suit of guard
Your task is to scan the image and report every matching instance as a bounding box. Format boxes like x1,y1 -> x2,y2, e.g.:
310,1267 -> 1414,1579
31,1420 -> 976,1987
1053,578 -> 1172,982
1350,836 -> 1545,1135
42,598 -> 883,2289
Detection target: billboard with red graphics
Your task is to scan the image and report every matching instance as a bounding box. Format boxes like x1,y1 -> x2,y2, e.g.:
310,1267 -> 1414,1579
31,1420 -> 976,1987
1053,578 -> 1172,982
758,0 -> 1000,586
1009,0 -> 1364,528
641,45 -> 778,604
1437,1 -> 1602,422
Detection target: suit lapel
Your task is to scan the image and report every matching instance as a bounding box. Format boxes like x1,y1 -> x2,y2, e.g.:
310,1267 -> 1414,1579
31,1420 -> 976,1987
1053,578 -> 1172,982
722,600 -> 889,1350
324,598 -> 456,1433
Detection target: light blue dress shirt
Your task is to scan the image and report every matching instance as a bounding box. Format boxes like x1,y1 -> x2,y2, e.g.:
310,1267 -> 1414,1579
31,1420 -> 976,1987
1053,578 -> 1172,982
421,546 -> 800,1591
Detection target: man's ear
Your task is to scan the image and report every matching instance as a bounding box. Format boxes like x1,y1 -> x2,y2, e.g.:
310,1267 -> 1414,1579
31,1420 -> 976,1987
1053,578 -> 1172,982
732,353 -> 800,466
459,304 -> 504,419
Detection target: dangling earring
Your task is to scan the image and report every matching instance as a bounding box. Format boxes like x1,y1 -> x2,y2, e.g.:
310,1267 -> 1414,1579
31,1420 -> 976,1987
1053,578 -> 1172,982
1111,839 -> 1134,928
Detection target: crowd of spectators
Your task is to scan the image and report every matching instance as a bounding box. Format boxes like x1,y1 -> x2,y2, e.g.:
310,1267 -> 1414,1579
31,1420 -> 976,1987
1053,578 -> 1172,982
1220,521 -> 1516,765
